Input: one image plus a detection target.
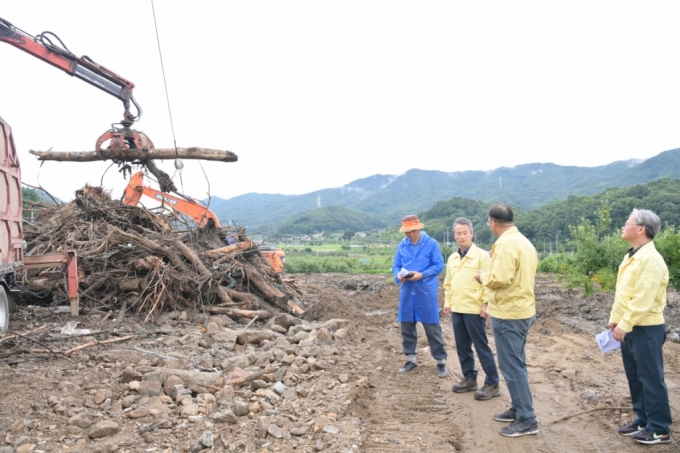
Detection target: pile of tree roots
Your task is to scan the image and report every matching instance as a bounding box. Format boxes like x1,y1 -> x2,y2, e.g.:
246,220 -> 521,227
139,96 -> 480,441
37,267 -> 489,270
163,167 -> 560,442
20,186 -> 303,323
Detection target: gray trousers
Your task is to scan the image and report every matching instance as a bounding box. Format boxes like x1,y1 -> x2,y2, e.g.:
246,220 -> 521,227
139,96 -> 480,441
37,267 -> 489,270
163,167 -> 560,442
401,321 -> 447,360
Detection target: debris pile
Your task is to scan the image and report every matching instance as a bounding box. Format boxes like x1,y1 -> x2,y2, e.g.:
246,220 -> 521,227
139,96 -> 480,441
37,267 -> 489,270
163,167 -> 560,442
20,186 -> 303,322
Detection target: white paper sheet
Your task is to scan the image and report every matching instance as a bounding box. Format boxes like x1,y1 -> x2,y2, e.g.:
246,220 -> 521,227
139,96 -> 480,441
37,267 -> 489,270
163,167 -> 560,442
595,329 -> 621,354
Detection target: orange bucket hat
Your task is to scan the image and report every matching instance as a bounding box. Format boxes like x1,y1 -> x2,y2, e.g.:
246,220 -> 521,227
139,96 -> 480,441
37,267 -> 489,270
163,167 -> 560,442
399,214 -> 425,232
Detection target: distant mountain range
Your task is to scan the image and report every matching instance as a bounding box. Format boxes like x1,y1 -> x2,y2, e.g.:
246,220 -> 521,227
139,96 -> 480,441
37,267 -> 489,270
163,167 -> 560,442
207,148 -> 680,232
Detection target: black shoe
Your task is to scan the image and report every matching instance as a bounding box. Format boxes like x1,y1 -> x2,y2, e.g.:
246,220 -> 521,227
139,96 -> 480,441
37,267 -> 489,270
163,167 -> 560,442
399,360 -> 418,373
632,428 -> 671,445
437,363 -> 448,378
451,376 -> 478,393
474,384 -> 501,401
493,408 -> 517,422
618,420 -> 646,436
499,419 -> 539,437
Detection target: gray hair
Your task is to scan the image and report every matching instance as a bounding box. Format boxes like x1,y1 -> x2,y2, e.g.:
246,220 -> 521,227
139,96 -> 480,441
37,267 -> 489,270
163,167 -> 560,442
453,217 -> 474,234
630,209 -> 661,239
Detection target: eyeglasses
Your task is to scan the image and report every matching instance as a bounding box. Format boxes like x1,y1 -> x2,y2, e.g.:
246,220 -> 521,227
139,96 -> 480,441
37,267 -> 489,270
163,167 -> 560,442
486,219 -> 496,226
622,223 -> 642,228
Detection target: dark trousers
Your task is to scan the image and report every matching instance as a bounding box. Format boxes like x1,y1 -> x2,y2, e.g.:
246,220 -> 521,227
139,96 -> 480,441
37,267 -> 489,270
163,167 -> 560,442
452,312 -> 499,385
621,324 -> 672,433
401,321 -> 447,360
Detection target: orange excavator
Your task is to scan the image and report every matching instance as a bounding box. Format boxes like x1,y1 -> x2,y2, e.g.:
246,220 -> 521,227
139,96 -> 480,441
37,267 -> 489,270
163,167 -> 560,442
123,172 -> 287,273
258,245 -> 286,273
122,171 -> 220,228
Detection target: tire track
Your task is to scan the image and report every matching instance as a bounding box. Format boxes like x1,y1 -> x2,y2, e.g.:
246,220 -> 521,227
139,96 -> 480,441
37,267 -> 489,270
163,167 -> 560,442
351,315 -> 465,452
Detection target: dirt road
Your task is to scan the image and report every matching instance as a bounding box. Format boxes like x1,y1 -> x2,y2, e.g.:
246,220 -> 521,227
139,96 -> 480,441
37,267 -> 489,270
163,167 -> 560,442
0,273 -> 678,452
305,273 -> 680,453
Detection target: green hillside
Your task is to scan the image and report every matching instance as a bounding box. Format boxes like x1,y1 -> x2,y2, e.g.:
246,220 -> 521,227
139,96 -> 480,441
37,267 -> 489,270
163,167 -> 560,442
276,205 -> 391,235
417,178 -> 680,247
207,148 -> 680,231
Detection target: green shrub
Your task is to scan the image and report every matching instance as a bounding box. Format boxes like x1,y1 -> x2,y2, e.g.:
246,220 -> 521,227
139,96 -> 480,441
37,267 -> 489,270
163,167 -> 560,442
654,226 -> 680,291
285,255 -> 392,274
537,253 -> 569,273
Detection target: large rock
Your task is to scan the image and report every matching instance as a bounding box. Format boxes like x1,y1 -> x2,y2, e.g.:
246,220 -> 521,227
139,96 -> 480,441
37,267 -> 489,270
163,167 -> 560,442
237,329 -> 282,345
181,404 -> 200,417
143,368 -> 223,391
87,420 -> 120,439
138,381 -> 163,397
233,400 -> 250,416
273,314 -> 302,330
163,375 -> 184,396
220,355 -> 249,373
267,424 -> 284,439
215,385 -> 235,406
212,409 -> 238,424
320,318 -> 350,332
67,413 -> 92,429
121,366 -> 143,384
210,329 -> 238,349
199,431 -> 214,448
254,350 -> 275,366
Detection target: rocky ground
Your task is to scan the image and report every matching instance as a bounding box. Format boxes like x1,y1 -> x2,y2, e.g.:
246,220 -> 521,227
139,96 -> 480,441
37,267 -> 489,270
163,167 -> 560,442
1,273 -> 679,453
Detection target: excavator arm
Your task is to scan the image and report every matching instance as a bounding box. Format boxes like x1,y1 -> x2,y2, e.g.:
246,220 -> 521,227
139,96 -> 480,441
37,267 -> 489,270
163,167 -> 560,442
123,171 -> 221,228
0,17 -> 153,151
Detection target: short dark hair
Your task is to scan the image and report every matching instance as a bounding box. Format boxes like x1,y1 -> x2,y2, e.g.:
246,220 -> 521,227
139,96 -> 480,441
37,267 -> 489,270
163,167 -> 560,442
489,204 -> 514,223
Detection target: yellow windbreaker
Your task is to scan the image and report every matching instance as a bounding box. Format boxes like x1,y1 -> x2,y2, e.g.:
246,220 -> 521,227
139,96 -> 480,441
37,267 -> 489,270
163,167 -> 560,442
609,241 -> 668,332
443,243 -> 490,314
481,227 -> 538,319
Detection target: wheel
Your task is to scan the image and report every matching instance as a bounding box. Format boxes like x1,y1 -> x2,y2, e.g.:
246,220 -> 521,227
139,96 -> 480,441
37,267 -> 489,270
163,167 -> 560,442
0,286 -> 8,334
8,290 -> 17,314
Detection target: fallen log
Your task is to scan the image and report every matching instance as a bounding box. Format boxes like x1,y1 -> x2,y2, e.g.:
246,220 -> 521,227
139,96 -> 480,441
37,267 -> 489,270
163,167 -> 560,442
29,147 -> 238,163
18,187 -> 305,322
64,335 -> 134,354
224,288 -> 262,310
205,307 -> 271,319
205,240 -> 256,256
0,324 -> 49,344
225,366 -> 279,387
28,278 -> 63,292
117,278 -> 144,292
244,265 -> 305,315
172,239 -> 234,305
109,226 -> 190,273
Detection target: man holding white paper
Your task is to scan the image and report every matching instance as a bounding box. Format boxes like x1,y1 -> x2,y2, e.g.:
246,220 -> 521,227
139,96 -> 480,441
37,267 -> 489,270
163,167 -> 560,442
392,215 -> 447,377
608,209 -> 671,445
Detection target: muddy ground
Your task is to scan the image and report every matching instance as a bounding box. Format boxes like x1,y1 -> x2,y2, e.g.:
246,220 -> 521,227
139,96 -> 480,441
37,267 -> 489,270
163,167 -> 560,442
1,273 -> 679,453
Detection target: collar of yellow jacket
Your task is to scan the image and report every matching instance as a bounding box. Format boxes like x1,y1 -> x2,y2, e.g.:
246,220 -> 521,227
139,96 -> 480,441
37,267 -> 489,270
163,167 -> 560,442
627,240 -> 656,260
497,225 -> 519,238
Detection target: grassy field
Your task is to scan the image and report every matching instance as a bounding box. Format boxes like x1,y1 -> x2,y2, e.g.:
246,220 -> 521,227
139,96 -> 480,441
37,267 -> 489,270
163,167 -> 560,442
283,242 -> 395,274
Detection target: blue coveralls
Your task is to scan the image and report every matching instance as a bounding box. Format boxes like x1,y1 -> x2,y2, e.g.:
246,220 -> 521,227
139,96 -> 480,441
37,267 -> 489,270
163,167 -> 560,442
392,232 -> 447,360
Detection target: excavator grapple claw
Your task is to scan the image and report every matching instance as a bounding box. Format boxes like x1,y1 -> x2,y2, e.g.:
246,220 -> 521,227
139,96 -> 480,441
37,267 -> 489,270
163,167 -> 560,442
96,127 -> 154,152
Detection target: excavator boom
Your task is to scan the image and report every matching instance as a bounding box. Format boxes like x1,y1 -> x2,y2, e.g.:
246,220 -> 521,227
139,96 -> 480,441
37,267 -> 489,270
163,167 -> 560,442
0,17 -> 153,151
123,172 -> 220,228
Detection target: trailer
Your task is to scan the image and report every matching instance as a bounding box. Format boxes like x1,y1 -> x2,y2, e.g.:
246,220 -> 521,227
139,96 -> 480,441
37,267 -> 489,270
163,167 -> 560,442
0,116 -> 23,331
0,117 -> 81,334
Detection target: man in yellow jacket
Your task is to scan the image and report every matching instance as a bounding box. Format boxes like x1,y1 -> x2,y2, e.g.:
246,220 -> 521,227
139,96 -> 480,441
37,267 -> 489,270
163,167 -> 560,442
609,209 -> 671,445
474,204 -> 538,438
444,217 -> 500,400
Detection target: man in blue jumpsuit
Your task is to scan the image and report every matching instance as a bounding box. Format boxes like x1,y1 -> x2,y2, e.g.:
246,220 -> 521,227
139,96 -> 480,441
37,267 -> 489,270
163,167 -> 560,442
392,215 -> 448,377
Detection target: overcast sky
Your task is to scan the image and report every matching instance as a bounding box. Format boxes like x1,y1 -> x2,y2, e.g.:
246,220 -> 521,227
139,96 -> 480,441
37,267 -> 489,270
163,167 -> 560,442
2,1 -> 680,203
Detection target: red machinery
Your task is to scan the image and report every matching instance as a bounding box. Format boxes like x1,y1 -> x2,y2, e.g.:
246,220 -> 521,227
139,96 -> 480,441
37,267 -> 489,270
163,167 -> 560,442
123,171 -> 221,228
0,117 -> 79,332
0,17 -> 153,151
258,245 -> 286,273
